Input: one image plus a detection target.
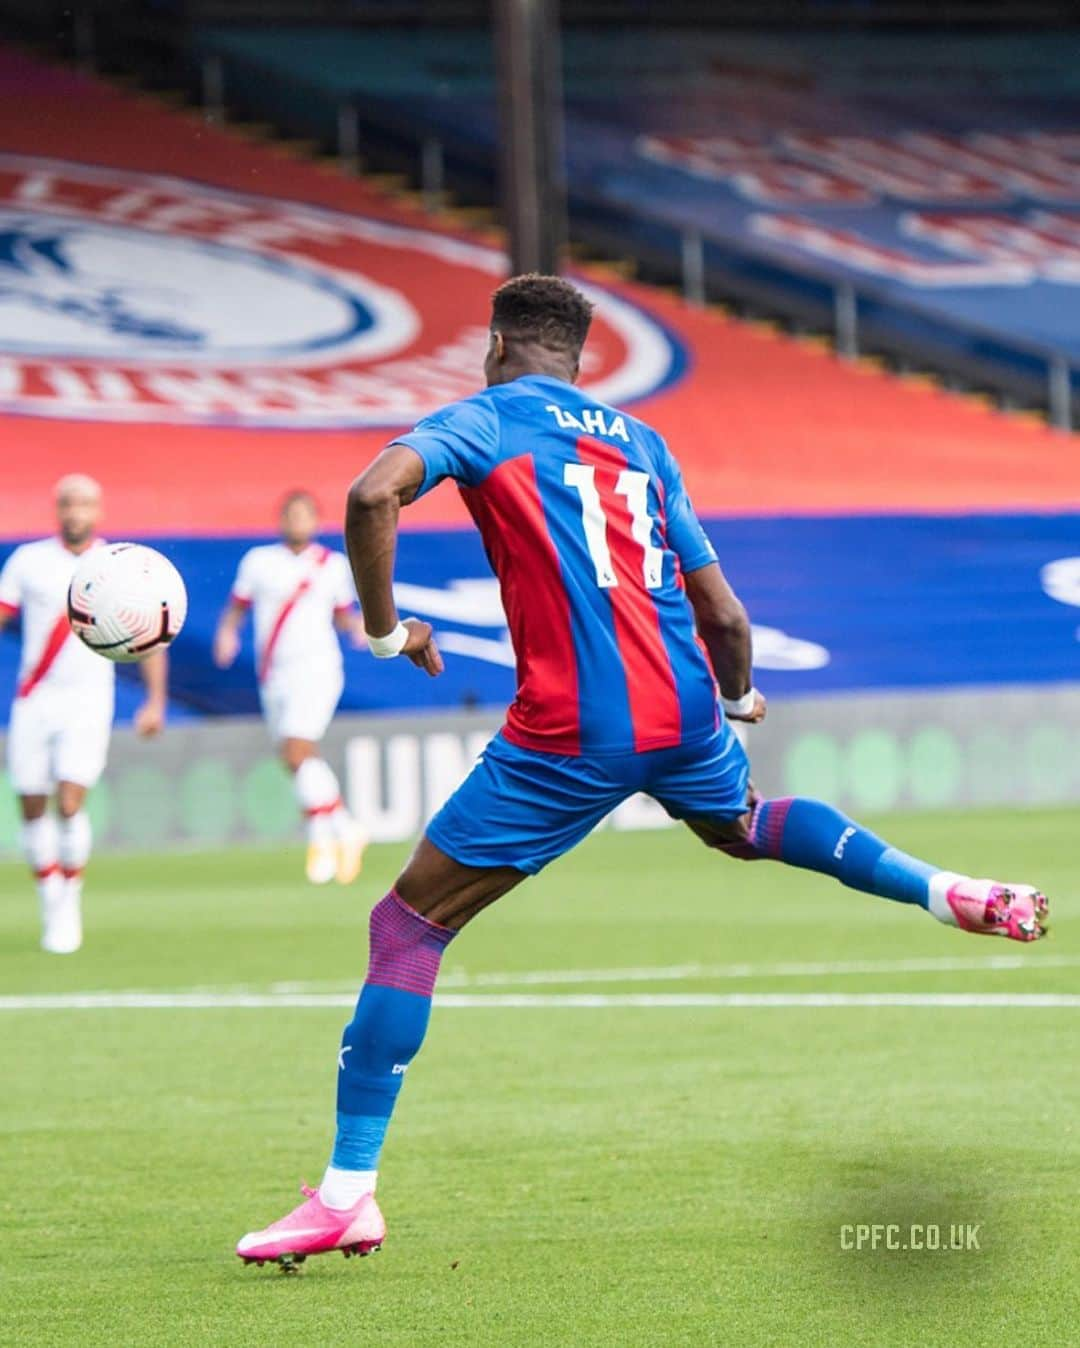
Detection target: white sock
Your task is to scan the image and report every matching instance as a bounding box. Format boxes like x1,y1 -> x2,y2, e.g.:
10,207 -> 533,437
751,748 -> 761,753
21,815 -> 61,906
927,871 -> 967,925
22,814 -> 58,872
58,810 -> 92,874
329,802 -> 358,841
294,758 -> 341,845
310,813 -> 335,846
320,1165 -> 377,1210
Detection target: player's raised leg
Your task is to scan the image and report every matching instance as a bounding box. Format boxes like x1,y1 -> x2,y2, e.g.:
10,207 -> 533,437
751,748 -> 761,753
696,796 -> 1048,941
675,557 -> 1048,941
236,838 -> 522,1266
647,700 -> 1048,944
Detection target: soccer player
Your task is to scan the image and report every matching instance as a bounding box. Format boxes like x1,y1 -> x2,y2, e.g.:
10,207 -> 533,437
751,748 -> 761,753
213,490 -> 367,886
237,275 -> 1049,1265
0,474 -> 168,954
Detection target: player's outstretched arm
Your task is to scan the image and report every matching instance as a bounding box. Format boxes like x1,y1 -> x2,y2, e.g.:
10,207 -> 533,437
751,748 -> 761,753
684,562 -> 766,724
134,649 -> 168,738
345,444 -> 443,677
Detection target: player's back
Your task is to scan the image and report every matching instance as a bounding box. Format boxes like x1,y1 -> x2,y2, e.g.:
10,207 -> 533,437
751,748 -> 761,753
401,375 -> 720,756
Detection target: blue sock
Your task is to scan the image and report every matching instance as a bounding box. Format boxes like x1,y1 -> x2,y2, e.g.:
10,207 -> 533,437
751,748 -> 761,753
330,892 -> 455,1176
751,797 -> 939,908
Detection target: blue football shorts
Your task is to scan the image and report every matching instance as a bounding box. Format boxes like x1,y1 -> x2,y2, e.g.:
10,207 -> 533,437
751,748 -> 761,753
425,722 -> 751,874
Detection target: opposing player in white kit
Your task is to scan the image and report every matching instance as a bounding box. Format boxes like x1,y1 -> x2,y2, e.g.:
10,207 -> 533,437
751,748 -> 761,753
0,475 -> 168,954
213,490 -> 368,885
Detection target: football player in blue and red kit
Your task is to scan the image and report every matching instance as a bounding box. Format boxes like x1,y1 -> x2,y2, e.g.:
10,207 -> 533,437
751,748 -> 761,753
237,274 -> 1048,1266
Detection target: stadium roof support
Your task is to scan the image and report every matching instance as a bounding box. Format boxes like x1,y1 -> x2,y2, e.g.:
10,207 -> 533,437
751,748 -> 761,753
494,0 -> 567,277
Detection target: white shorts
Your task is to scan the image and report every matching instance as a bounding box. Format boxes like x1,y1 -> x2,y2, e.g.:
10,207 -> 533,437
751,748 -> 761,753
6,689 -> 114,796
259,668 -> 344,744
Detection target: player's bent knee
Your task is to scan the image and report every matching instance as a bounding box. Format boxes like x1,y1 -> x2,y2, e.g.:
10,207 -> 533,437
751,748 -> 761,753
56,783 -> 88,818
280,738 -> 316,773
685,807 -> 760,860
18,794 -> 48,822
395,836 -> 525,930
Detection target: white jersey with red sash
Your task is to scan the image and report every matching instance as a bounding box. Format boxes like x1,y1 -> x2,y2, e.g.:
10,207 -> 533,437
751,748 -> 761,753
1,537 -> 115,794
230,543 -> 356,683
0,536 -> 113,704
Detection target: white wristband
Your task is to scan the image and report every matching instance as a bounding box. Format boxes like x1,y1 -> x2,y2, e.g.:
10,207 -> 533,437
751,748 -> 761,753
367,621 -> 410,659
722,688 -> 758,717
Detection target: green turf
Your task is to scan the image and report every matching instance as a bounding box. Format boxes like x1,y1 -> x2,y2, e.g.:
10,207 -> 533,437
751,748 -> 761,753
1,810 -> 1077,1346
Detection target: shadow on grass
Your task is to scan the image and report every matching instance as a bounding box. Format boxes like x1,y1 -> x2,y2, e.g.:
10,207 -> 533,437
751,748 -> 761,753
794,1144 -> 1017,1309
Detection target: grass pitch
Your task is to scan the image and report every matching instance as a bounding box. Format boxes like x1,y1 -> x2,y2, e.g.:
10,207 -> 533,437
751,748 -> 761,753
1,809 -> 1077,1346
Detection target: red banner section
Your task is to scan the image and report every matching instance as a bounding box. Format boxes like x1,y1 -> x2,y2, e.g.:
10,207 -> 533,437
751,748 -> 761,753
0,45 -> 1078,540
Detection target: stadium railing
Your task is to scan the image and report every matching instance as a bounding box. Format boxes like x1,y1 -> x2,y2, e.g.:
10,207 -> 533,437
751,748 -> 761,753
178,25 -> 1079,429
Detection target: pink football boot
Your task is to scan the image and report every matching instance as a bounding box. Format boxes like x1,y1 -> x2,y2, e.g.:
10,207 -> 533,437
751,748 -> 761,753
237,1185 -> 385,1269
938,879 -> 1049,942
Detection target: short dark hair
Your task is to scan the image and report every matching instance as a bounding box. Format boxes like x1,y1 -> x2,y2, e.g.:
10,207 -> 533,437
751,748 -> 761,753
279,488 -> 318,514
491,274 -> 594,356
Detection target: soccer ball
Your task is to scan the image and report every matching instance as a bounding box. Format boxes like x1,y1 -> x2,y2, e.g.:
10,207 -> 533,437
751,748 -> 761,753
68,543 -> 188,663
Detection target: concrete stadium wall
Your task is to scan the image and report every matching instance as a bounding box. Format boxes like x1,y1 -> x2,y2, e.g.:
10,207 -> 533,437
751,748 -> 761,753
1,683 -> 1077,856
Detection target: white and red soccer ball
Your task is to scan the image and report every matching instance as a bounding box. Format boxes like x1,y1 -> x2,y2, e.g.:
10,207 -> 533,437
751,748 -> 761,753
68,543 -> 187,663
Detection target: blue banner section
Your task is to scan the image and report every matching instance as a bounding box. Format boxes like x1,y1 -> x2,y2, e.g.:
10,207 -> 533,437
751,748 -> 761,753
2,514 -> 1078,724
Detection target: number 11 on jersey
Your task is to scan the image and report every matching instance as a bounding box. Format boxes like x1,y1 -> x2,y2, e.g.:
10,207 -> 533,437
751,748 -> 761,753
563,463 -> 664,591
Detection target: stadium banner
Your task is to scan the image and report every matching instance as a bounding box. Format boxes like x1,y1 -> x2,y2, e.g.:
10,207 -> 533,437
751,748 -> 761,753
5,513 -> 1080,724
3,41 -> 1079,550
3,45 -> 1080,739
2,683 -> 1080,857
0,45 -> 691,544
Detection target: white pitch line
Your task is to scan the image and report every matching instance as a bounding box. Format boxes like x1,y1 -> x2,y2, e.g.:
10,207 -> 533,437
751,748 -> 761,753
6,951 -> 1074,1010
262,951 -> 1080,995
0,991 -> 1078,1012
439,952 -> 1080,987
435,993 -> 1080,1010
3,953 -> 1073,1014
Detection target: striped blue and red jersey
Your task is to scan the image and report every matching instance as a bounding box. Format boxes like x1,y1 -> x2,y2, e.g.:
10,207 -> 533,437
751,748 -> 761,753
397,374 -> 721,756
